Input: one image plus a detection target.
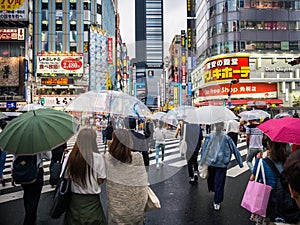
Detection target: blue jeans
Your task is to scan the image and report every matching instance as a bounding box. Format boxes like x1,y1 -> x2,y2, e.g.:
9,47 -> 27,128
155,143 -> 165,166
246,148 -> 263,172
0,151 -> 6,178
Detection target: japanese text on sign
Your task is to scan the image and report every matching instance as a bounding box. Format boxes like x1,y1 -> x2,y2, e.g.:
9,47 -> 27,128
204,56 -> 250,83
0,0 -> 27,21
37,53 -> 84,74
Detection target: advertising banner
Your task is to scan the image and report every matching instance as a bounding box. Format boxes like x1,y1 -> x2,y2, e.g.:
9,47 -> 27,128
37,53 -> 84,74
0,28 -> 25,40
0,0 -> 28,21
204,54 -> 250,83
39,95 -> 75,107
108,37 -> 113,64
199,83 -> 277,99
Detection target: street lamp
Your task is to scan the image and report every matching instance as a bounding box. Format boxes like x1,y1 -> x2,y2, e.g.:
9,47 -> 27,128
227,79 -> 239,107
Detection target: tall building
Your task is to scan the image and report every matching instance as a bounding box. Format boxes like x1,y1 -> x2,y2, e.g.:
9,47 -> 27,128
135,0 -> 163,109
192,1 -> 300,109
32,0 -> 117,108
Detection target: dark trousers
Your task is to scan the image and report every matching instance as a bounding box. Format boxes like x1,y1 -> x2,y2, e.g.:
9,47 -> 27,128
187,149 -> 199,178
21,168 -> 44,225
142,151 -> 150,173
207,166 -> 227,204
227,132 -> 238,146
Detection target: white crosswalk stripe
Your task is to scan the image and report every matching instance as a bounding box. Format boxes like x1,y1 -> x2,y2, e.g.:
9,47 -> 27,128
0,135 -> 249,203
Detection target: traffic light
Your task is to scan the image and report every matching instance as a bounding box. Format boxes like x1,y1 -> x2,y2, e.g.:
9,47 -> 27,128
288,57 -> 300,66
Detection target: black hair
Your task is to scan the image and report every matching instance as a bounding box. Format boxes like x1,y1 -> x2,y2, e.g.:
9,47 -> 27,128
124,117 -> 136,129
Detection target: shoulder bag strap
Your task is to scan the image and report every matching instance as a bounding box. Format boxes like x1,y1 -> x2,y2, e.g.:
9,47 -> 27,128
255,159 -> 267,184
264,157 -> 280,178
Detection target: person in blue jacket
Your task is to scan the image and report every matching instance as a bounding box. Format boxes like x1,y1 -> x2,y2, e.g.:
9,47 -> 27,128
199,122 -> 243,211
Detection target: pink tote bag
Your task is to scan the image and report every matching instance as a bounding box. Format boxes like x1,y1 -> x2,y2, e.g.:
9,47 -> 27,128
241,159 -> 272,217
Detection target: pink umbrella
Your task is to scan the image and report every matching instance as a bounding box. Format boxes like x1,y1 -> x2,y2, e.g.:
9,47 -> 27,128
257,117 -> 300,145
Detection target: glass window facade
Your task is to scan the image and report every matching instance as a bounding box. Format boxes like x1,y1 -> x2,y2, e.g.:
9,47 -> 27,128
145,0 -> 163,64
197,0 -> 300,62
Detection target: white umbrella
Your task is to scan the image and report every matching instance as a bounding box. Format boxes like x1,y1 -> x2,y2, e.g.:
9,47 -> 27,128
239,109 -> 270,121
166,105 -> 198,120
153,112 -> 178,126
0,112 -> 8,120
65,90 -> 153,119
186,106 -> 238,124
160,113 -> 178,127
18,103 -> 44,112
153,112 -> 166,120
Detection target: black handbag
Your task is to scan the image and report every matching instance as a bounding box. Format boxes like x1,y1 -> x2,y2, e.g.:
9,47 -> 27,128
49,153 -> 65,186
50,160 -> 71,219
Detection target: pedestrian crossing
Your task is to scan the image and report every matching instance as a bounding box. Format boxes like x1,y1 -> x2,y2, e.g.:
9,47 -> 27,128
0,135 -> 249,204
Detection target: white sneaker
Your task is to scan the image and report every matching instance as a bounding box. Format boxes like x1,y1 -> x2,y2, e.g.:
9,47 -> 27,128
213,203 -> 220,211
156,164 -> 159,170
160,161 -> 164,166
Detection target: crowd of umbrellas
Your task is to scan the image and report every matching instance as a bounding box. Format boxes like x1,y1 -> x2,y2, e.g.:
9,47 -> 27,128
0,89 -> 299,156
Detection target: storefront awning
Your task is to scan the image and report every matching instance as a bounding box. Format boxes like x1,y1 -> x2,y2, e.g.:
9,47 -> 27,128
195,99 -> 283,107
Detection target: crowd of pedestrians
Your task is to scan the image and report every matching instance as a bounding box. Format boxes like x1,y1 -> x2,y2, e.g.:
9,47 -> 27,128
1,110 -> 299,225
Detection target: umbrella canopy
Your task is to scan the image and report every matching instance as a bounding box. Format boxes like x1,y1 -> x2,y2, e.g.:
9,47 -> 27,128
0,112 -> 8,120
18,103 -> 44,112
153,112 -> 178,126
65,90 -> 153,119
238,109 -> 270,121
257,117 -> 300,145
153,112 -> 166,120
167,105 -> 198,121
186,106 -> 238,124
0,108 -> 79,155
160,113 -> 178,127
273,112 -> 292,119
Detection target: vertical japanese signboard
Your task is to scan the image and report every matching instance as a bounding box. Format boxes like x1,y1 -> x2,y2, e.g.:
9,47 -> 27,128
107,37 -> 113,64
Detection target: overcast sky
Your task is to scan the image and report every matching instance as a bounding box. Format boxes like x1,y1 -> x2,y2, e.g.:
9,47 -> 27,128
118,0 -> 187,58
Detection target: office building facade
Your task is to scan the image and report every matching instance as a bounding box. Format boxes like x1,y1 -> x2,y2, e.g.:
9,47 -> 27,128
192,0 -> 300,108
135,0 -> 163,109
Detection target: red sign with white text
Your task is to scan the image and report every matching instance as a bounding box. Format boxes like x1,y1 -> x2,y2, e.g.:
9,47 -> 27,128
199,83 -> 277,99
181,65 -> 186,86
204,55 -> 250,83
108,37 -> 113,64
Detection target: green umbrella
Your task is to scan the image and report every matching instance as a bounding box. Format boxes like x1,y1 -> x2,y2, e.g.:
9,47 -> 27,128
0,108 -> 79,155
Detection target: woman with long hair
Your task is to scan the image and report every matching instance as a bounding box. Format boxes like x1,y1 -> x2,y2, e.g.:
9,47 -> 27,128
105,128 -> 148,225
63,128 -> 107,225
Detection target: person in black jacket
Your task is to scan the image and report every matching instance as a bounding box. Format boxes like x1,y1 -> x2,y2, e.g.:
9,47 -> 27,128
124,117 -> 149,172
184,123 -> 203,184
144,119 -> 155,152
104,121 -> 114,151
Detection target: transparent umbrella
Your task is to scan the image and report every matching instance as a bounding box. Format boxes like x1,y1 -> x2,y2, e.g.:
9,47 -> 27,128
239,109 -> 270,121
166,105 -> 199,121
18,103 -> 44,112
65,90 -> 153,119
153,112 -> 166,120
0,112 -> 8,120
186,106 -> 238,124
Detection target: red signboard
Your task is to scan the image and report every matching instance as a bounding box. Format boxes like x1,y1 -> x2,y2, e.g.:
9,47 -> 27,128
204,55 -> 250,83
0,28 -> 24,40
174,72 -> 178,82
181,65 -> 186,85
199,83 -> 277,99
108,37 -> 113,64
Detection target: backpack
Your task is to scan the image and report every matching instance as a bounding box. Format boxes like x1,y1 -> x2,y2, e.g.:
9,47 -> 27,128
264,158 -> 300,223
12,155 -> 39,184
